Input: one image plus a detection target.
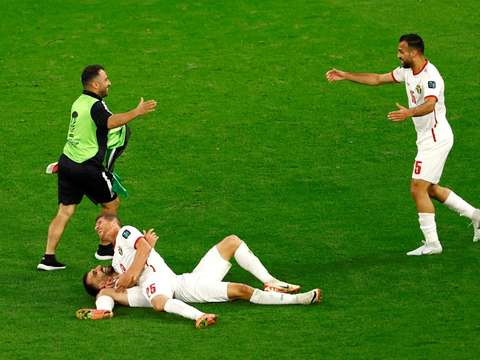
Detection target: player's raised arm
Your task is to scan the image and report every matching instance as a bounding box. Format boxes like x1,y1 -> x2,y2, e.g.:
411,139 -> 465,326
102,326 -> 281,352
326,68 -> 395,86
143,229 -> 159,248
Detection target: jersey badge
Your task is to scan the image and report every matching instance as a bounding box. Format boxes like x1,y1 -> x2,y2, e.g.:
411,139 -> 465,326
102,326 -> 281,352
428,81 -> 436,89
416,85 -> 421,94
118,246 -> 123,256
122,229 -> 131,239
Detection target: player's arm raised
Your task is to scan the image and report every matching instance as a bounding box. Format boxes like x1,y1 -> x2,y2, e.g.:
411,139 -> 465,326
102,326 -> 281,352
326,69 -> 395,86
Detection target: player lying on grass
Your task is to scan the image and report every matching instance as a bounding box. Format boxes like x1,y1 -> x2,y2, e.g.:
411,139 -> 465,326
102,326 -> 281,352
79,214 -> 321,328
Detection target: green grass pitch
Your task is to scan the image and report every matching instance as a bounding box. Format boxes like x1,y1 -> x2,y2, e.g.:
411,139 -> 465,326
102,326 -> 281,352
1,0 -> 480,359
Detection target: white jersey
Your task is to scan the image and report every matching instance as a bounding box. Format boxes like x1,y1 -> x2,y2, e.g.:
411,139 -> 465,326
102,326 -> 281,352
391,61 -> 453,148
112,226 -> 178,297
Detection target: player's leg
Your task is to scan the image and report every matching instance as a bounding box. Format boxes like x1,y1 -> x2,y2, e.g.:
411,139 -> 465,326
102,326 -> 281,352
433,186 -> 480,242
407,178 -> 442,256
407,141 -> 452,256
216,235 -> 301,293
81,171 -> 119,260
38,166 -> 82,270
37,203 -> 76,270
152,294 -> 217,329
227,283 -> 321,305
76,289 -> 118,320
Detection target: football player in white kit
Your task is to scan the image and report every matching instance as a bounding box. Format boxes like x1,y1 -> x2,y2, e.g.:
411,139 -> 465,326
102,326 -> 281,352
326,34 -> 480,255
79,214 -> 321,328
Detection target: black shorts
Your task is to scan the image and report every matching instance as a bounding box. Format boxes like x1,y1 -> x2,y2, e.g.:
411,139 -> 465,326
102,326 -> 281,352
57,165 -> 118,206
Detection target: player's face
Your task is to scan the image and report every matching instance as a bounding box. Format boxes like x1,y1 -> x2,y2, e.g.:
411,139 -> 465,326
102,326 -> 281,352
397,41 -> 414,68
86,265 -> 116,289
93,69 -> 111,98
95,217 -> 115,242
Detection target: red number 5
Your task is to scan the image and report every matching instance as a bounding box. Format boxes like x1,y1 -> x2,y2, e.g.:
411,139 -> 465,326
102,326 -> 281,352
414,161 -> 422,175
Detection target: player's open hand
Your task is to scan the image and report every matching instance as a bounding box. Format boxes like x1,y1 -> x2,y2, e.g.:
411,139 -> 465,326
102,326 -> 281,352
143,228 -> 159,248
136,97 -> 157,116
326,68 -> 345,82
387,103 -> 412,122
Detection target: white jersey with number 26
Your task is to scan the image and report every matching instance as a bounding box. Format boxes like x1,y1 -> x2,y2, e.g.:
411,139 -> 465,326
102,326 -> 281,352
391,61 -> 453,148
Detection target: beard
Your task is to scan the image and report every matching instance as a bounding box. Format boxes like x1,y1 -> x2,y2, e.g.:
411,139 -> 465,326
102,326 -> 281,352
401,59 -> 412,69
103,265 -> 116,276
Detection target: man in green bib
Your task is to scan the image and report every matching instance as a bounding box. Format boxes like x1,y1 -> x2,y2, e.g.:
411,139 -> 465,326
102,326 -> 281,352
38,65 -> 157,271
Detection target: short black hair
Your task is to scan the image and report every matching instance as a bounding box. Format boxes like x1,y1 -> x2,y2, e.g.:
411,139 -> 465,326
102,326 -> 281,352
95,213 -> 122,227
83,272 -> 100,297
399,34 -> 424,55
81,64 -> 104,88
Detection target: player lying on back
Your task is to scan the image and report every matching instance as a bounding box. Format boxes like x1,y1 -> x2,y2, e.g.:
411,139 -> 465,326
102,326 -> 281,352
79,214 -> 321,328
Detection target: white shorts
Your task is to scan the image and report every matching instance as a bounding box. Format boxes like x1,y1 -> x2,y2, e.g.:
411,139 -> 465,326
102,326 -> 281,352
127,287 -> 152,308
174,246 -> 232,303
412,137 -> 453,184
126,245 -> 232,307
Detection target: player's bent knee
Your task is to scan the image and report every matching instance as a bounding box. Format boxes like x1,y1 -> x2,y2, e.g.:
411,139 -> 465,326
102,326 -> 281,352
151,294 -> 169,312
228,283 -> 254,301
225,235 -> 241,246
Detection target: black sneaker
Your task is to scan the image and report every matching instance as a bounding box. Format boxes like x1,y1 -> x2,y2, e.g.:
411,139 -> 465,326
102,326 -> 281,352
37,255 -> 66,271
95,244 -> 114,260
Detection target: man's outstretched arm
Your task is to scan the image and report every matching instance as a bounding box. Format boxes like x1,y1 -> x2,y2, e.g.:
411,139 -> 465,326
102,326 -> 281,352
326,68 -> 395,86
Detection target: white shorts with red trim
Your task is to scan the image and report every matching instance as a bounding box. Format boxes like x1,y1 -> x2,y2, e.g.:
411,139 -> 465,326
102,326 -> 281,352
412,137 -> 453,184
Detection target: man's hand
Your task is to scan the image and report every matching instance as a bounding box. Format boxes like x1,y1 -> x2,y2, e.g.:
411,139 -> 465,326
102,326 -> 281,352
326,68 -> 346,82
143,228 -> 159,248
114,273 -> 133,293
387,103 -> 413,122
135,97 -> 157,116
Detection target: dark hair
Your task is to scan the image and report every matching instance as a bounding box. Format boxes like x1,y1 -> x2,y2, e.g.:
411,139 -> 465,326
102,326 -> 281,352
399,34 -> 424,55
95,213 -> 123,227
83,272 -> 100,297
81,64 -> 104,87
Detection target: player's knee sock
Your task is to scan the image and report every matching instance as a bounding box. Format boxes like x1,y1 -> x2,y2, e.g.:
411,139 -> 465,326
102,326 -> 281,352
443,191 -> 478,219
234,241 -> 275,284
419,213 -> 439,244
164,299 -> 204,321
96,295 -> 115,311
249,288 -> 297,305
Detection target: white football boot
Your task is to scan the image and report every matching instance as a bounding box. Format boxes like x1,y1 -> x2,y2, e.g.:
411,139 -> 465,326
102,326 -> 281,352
407,240 -> 442,256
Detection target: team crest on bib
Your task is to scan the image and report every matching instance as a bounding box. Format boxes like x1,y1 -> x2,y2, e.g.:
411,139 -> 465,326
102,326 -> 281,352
416,85 -> 421,94
122,230 -> 131,239
428,81 -> 436,89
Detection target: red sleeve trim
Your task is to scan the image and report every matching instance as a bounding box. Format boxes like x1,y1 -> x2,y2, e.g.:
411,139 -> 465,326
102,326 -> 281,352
391,71 -> 400,83
133,236 -> 144,250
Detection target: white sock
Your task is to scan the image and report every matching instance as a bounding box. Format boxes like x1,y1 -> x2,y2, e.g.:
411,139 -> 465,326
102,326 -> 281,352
249,288 -> 297,305
418,213 -> 439,244
443,191 -> 477,219
234,241 -> 274,284
96,295 -> 115,311
164,299 -> 204,321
